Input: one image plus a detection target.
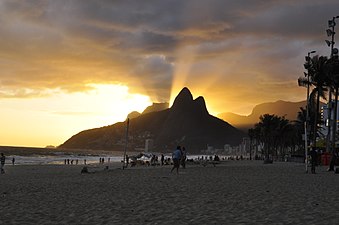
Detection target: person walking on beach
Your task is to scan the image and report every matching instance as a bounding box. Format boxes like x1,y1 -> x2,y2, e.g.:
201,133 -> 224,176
126,155 -> 129,168
161,154 -> 164,166
171,146 -> 182,174
12,157 -> 15,165
181,147 -> 187,169
1,153 -> 6,174
310,147 -> 317,174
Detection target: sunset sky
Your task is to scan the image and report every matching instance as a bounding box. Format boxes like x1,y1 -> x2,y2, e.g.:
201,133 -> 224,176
1,0 -> 339,147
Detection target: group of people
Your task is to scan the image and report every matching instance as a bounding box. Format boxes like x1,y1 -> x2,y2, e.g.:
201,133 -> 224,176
170,146 -> 187,174
64,157 -> 112,165
64,159 -> 81,165
0,153 -> 16,174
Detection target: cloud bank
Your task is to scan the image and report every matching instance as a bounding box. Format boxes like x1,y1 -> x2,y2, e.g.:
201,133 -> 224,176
0,0 -> 338,113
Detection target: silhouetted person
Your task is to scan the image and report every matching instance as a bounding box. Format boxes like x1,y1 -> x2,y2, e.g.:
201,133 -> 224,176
171,146 -> 182,174
328,149 -> 338,172
12,157 -> 15,165
81,166 -> 89,174
181,147 -> 187,169
1,153 -> 6,174
151,155 -> 156,166
84,159 -> 87,165
161,154 -> 164,166
310,147 -> 317,174
126,155 -> 129,167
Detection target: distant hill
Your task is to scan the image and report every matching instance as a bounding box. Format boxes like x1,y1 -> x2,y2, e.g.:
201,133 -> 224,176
127,111 -> 141,119
142,102 -> 169,114
59,87 -> 245,153
218,100 -> 307,131
127,103 -> 169,119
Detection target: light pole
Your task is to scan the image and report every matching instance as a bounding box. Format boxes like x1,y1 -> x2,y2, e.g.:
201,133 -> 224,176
304,50 -> 316,173
325,16 -> 339,58
326,16 -> 339,171
122,118 -> 130,170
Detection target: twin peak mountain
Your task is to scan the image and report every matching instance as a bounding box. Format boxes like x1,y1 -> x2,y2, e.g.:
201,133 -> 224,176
59,87 -> 245,153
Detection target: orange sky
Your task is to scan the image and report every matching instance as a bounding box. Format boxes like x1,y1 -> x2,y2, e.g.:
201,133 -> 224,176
0,0 -> 338,147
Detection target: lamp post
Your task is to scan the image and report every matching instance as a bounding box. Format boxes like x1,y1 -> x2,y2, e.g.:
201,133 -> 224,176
326,16 -> 339,171
325,16 -> 339,58
122,118 -> 129,170
304,50 -> 316,173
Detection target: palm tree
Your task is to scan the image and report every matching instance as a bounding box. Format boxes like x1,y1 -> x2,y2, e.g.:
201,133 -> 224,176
299,55 -> 329,146
276,118 -> 295,159
326,56 -> 339,170
249,125 -> 261,159
298,54 -> 339,170
254,114 -> 294,162
255,114 -> 274,162
294,107 -> 309,154
248,128 -> 255,160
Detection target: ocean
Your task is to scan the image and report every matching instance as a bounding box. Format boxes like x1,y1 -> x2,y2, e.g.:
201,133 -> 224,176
3,153 -> 224,166
4,154 -> 124,165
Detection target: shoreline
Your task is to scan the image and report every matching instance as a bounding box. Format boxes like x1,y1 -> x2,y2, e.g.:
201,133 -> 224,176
0,145 -> 132,156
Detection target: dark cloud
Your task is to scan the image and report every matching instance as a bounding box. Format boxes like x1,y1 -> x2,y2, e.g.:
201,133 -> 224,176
0,0 -> 338,113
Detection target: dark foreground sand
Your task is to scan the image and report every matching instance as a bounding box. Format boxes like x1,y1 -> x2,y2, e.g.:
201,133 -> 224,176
0,160 -> 338,225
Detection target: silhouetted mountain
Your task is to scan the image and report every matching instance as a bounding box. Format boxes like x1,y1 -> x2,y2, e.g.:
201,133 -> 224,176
142,102 -> 169,114
127,103 -> 169,120
127,111 -> 141,120
59,87 -> 245,153
218,100 -> 307,131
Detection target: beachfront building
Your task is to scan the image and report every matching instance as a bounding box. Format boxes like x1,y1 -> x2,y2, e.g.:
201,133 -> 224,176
145,139 -> 154,152
240,137 -> 250,158
224,144 -> 231,153
320,101 -> 339,139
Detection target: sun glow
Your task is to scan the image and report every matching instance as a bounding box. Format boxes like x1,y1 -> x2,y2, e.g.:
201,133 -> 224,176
169,45 -> 224,117
0,84 -> 152,147
170,45 -> 199,106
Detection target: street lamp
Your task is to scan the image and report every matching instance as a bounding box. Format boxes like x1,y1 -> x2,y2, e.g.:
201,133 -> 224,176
304,50 -> 316,173
325,16 -> 339,58
326,16 -> 339,171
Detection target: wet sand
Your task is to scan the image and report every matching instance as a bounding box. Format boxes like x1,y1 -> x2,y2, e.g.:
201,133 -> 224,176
0,160 -> 338,224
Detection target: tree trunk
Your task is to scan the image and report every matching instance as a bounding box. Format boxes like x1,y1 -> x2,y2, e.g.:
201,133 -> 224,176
313,89 -> 321,146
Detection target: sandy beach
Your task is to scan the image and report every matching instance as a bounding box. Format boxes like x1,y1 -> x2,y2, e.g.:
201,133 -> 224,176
0,160 -> 338,225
